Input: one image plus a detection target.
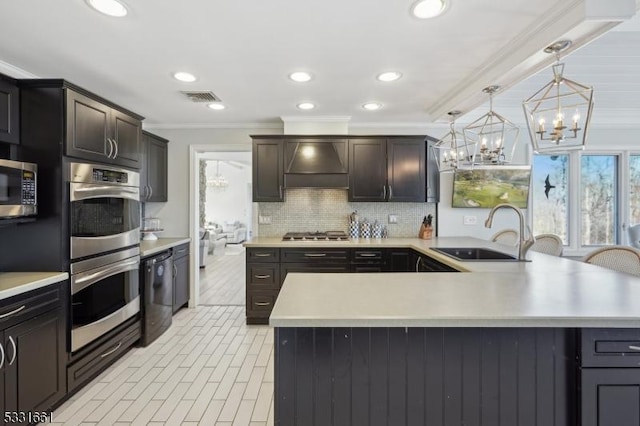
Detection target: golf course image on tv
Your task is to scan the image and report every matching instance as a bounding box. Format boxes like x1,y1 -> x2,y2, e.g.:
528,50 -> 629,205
452,166 -> 531,208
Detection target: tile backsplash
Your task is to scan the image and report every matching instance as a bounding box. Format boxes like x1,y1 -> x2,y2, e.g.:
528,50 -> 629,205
257,189 -> 436,237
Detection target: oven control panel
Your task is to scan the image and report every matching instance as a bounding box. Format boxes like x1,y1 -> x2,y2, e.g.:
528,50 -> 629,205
93,168 -> 129,184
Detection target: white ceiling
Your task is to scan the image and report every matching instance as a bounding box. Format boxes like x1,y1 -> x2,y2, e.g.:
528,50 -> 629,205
0,0 -> 637,128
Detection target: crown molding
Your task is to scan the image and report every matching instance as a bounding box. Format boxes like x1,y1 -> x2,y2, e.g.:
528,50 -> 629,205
143,122 -> 283,130
0,60 -> 38,78
280,115 -> 351,123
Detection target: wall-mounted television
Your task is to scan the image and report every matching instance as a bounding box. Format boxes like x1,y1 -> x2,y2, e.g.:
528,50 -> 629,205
452,165 -> 531,208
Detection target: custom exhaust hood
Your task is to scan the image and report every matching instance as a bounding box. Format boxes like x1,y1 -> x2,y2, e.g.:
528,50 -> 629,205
283,138 -> 349,188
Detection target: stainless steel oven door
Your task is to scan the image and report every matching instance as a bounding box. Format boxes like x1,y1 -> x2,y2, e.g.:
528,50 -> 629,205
70,248 -> 140,352
69,181 -> 140,260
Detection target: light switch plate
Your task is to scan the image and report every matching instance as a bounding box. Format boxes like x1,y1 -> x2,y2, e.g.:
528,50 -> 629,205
388,214 -> 398,224
463,215 -> 477,225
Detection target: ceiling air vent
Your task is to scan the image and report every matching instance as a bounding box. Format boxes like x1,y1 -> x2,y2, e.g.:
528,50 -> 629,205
181,91 -> 222,103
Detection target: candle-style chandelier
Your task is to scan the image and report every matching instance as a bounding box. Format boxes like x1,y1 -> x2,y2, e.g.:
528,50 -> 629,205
523,40 -> 594,153
207,160 -> 228,189
432,110 -> 475,172
463,85 -> 520,166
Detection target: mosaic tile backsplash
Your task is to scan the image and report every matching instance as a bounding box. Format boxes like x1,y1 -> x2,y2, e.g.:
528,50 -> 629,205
257,189 -> 436,237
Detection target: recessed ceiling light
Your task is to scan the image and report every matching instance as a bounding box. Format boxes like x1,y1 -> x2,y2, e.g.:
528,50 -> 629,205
363,102 -> 382,111
289,72 -> 313,82
377,71 -> 403,82
411,0 -> 447,19
297,102 -> 316,110
86,0 -> 128,17
208,103 -> 226,110
173,72 -> 197,82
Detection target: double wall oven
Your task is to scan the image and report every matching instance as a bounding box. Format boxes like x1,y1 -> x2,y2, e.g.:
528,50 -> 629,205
67,162 -> 141,352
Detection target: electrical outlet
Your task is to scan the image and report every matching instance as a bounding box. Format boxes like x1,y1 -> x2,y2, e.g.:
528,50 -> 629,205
388,214 -> 398,224
258,215 -> 272,225
463,215 -> 477,225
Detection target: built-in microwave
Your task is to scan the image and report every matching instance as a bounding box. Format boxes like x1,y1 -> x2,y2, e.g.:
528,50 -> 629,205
0,158 -> 37,218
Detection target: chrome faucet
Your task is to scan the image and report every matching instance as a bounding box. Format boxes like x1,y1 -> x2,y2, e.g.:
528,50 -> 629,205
484,203 -> 535,261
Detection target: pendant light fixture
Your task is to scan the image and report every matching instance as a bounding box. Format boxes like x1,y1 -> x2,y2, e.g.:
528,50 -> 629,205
207,161 -> 228,189
432,110 -> 475,172
463,85 -> 520,166
523,40 -> 594,153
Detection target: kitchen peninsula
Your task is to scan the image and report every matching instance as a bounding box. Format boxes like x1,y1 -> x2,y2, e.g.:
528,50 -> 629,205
248,237 -> 640,426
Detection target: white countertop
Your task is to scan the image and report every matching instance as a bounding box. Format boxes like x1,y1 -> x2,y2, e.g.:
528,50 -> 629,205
264,237 -> 640,328
140,237 -> 191,257
0,272 -> 69,301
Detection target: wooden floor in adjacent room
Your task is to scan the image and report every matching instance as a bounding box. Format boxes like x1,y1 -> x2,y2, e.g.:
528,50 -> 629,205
199,244 -> 246,306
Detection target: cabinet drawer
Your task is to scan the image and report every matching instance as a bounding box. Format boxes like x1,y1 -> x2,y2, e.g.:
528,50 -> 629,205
582,328 -> 640,367
173,243 -> 190,259
281,248 -> 349,262
281,263 -> 351,284
352,249 -> 384,263
0,282 -> 64,329
247,291 -> 279,316
67,320 -> 141,393
247,248 -> 280,262
247,264 -> 280,289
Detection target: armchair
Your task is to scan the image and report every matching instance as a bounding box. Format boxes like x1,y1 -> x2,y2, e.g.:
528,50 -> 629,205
220,221 -> 247,244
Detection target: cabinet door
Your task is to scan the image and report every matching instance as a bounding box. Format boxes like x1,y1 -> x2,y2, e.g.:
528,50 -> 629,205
426,138 -> 440,202
386,249 -> 416,272
0,79 -> 19,145
66,90 -> 111,162
252,138 -> 284,202
0,332 -> 4,426
348,138 -> 387,201
582,368 -> 640,426
4,309 -> 66,423
387,137 -> 426,202
142,131 -> 168,202
173,254 -> 189,313
110,109 -> 141,169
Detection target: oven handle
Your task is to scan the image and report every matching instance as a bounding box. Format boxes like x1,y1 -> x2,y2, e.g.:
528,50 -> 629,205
70,183 -> 140,202
72,257 -> 140,295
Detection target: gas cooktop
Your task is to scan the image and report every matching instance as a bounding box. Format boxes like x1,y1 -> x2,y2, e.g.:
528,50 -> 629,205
282,231 -> 349,241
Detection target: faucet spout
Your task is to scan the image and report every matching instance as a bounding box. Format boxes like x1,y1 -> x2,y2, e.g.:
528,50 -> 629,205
484,203 -> 534,261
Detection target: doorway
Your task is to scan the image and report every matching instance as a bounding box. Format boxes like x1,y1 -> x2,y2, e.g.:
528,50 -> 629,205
189,145 -> 253,308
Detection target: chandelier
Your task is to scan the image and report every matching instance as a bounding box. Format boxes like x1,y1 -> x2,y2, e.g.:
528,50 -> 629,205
463,85 -> 520,166
207,161 -> 228,189
523,40 -> 594,153
432,110 -> 475,172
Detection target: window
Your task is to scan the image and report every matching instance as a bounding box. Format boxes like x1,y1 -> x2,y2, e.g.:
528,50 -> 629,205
630,155 -> 640,225
532,155 -> 569,244
580,155 -> 617,246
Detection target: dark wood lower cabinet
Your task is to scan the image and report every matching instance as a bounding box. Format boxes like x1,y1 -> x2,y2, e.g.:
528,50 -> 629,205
172,243 -> 190,313
582,369 -> 640,426
4,309 -> 66,426
275,327 -> 577,426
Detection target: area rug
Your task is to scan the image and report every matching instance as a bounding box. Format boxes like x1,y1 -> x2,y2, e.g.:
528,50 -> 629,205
225,244 -> 246,255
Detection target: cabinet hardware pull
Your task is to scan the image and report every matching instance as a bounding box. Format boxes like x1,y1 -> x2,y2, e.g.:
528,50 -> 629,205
177,249 -> 186,253
0,305 -> 26,319
148,185 -> 153,199
100,342 -> 123,358
107,138 -> 114,158
388,185 -> 393,198
255,274 -> 271,279
173,264 -> 178,279
255,302 -> 270,307
279,185 -> 283,199
113,139 -> 119,159
415,257 -> 422,272
255,253 -> 271,257
359,253 -> 377,257
0,343 -> 4,370
7,336 -> 16,366
383,185 -> 386,199
304,253 -> 327,257
629,345 -> 640,351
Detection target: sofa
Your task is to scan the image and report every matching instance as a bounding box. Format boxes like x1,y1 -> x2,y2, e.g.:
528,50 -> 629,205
199,229 -> 210,268
220,221 -> 247,244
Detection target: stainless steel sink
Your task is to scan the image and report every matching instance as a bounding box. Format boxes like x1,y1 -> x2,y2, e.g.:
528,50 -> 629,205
431,247 -> 519,262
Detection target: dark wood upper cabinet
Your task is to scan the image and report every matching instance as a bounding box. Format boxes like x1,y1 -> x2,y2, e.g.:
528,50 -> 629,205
348,138 -> 387,201
252,138 -> 284,202
386,137 -> 426,202
140,131 -> 168,202
66,88 -> 141,169
348,136 -> 426,202
0,78 -> 20,145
